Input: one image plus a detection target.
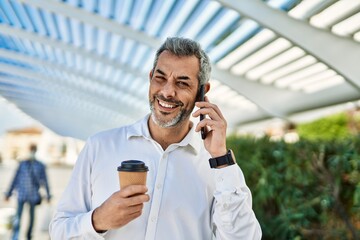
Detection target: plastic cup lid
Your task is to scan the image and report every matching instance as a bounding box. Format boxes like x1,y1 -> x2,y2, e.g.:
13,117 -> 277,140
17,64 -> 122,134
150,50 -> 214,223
117,160 -> 149,172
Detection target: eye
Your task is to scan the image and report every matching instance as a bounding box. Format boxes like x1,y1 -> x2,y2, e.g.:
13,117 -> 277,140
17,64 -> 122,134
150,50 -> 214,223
155,76 -> 166,80
177,81 -> 189,88
154,76 -> 166,83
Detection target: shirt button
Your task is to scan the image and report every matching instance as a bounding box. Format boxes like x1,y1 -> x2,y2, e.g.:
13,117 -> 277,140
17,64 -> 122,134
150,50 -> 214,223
217,177 -> 223,182
156,184 -> 162,190
151,216 -> 156,222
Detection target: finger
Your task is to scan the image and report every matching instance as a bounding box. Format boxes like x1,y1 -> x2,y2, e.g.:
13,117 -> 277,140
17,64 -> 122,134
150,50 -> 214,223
192,107 -> 222,122
116,208 -> 143,227
121,204 -> 144,222
127,210 -> 142,221
124,203 -> 144,215
125,194 -> 150,207
195,101 -> 225,120
194,118 -> 220,133
119,185 -> 148,198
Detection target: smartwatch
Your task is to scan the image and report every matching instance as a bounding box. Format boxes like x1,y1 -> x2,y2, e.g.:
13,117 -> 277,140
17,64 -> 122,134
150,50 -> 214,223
209,149 -> 235,168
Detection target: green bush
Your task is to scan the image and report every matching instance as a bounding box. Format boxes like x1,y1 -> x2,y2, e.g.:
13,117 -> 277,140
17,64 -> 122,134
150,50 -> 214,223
227,136 -> 360,240
297,113 -> 352,141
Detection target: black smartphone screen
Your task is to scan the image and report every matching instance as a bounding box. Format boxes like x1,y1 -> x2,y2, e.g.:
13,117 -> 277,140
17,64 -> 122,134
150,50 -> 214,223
199,85 -> 206,140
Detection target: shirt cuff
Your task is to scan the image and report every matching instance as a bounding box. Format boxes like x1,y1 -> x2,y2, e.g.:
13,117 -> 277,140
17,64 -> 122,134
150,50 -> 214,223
214,164 -> 245,193
81,210 -> 107,239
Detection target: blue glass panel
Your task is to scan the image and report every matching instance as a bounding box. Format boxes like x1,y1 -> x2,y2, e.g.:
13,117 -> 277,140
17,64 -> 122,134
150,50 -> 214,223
143,0 -> 164,32
267,0 -> 298,10
43,45 -> 55,62
209,20 -> 259,62
96,30 -> 110,56
82,0 -> 96,12
0,57 -> 36,69
0,36 -> 10,49
83,24 -> 95,51
200,8 -> 240,51
0,2 -> 11,24
24,4 -> 48,36
56,14 -> 71,43
32,42 -> 46,59
0,0 -> 22,27
9,1 -> 35,31
107,34 -> 122,60
176,0 -> 207,36
65,0 -> 80,7
156,0 -> 184,37
147,0 -> 176,37
19,38 -> 35,56
130,0 -> 152,30
70,18 -> 83,47
41,10 -> 60,39
98,0 -> 113,18
6,37 -> 20,51
11,37 -> 26,52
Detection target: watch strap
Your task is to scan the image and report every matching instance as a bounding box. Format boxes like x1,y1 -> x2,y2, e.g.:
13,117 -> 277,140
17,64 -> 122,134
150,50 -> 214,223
209,150 -> 235,168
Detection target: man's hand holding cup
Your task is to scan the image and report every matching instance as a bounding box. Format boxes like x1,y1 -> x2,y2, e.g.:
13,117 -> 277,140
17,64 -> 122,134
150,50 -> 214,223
92,160 -> 149,232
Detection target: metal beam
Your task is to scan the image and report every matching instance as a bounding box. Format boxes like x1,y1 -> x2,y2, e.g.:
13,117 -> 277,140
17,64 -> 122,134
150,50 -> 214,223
0,62 -> 144,119
211,67 -> 293,118
0,24 -> 147,80
0,86 -> 133,139
0,75 -> 130,121
0,93 -> 107,139
0,23 -> 290,120
0,48 -> 147,103
3,1 -> 358,127
217,0 -> 360,91
212,65 -> 360,125
19,0 -> 161,48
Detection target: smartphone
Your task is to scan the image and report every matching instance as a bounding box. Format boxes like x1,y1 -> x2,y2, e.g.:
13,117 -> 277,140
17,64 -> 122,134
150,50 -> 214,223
199,84 -> 207,140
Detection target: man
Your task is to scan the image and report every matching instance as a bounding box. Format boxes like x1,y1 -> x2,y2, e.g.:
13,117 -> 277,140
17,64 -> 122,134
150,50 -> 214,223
50,37 -> 262,239
5,144 -> 51,240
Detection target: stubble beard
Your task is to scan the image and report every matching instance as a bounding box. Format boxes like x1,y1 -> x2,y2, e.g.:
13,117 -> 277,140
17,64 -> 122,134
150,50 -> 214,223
149,97 -> 194,128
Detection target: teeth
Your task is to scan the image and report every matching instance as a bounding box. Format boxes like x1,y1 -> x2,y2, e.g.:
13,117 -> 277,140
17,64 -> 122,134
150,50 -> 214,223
159,100 -> 175,108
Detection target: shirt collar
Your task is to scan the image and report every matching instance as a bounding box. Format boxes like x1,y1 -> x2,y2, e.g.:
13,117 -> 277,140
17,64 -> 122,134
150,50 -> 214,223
126,114 -> 152,140
127,114 -> 202,155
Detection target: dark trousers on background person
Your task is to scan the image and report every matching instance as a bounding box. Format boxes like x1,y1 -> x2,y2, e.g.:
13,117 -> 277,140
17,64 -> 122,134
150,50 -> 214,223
12,200 -> 36,240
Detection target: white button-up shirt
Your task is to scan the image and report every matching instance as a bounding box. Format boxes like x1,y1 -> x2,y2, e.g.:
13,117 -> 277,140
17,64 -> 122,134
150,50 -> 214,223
50,115 -> 261,239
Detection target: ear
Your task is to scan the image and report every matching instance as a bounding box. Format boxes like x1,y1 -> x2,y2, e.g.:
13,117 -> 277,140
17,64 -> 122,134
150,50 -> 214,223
204,82 -> 210,94
149,70 -> 153,80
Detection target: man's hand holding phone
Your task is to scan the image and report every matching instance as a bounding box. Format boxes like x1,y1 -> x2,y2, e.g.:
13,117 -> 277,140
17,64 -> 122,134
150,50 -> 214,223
193,95 -> 228,158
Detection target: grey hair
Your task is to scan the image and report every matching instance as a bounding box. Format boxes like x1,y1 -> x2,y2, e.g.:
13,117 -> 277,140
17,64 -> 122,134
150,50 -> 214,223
152,37 -> 211,85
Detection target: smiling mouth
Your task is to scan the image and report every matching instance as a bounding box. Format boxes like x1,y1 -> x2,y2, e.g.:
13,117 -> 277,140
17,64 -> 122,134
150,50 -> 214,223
158,99 -> 178,109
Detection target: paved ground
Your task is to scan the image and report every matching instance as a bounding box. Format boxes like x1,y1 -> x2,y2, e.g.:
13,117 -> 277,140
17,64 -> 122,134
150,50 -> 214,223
0,161 -> 73,240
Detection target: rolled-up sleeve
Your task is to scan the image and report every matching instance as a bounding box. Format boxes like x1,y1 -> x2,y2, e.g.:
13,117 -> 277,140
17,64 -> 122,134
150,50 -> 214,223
49,139 -> 105,240
212,165 -> 262,240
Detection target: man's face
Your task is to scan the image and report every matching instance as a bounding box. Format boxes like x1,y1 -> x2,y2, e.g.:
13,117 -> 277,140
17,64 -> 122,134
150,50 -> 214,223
149,50 -> 200,128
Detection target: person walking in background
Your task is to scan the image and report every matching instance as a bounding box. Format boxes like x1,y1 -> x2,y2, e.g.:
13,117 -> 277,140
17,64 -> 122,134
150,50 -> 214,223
5,144 -> 51,240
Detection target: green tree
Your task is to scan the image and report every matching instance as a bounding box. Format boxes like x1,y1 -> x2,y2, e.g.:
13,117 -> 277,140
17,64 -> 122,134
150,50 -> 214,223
297,113 -> 351,141
227,136 -> 360,240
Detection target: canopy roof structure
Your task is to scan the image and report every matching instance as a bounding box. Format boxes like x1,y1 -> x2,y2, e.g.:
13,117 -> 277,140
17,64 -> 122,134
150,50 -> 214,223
0,0 -> 359,140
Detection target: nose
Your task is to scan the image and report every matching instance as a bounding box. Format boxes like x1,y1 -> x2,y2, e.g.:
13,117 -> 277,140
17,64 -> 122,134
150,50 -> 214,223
161,81 -> 176,99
